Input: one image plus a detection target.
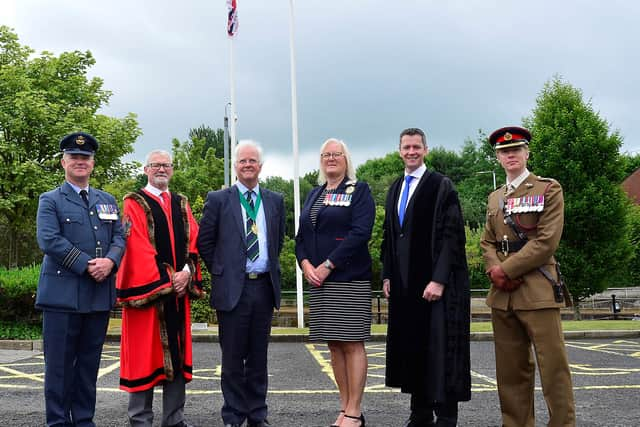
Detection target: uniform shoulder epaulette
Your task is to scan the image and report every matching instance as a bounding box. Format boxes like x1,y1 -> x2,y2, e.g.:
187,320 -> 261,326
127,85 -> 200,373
535,176 -> 556,183
491,185 -> 507,196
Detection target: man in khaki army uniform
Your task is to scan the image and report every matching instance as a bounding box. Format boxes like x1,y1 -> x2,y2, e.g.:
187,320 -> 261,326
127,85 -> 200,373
480,126 -> 575,427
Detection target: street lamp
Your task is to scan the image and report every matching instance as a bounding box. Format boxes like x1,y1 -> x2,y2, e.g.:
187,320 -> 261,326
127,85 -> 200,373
477,170 -> 497,190
223,103 -> 231,188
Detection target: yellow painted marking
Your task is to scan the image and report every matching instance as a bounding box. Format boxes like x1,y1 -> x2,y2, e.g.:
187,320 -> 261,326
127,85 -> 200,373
97,361 -> 120,378
1,384 -> 640,393
569,363 -> 640,375
471,370 -> 498,385
0,362 -> 44,367
367,373 -> 386,379
567,343 -> 636,358
0,366 -> 44,382
191,367 -> 221,380
305,344 -> 336,386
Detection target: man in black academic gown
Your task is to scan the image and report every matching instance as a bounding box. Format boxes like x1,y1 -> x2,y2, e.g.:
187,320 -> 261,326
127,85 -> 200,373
381,128 -> 471,427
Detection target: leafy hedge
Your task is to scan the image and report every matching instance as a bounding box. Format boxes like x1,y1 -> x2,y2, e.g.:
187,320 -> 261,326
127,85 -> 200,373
0,265 -> 40,324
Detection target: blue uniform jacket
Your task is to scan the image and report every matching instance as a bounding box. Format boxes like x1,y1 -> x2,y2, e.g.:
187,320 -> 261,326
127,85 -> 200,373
295,179 -> 375,282
35,182 -> 125,312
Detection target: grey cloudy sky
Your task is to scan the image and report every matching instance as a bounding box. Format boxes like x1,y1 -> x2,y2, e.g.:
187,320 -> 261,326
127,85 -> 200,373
3,0 -> 639,178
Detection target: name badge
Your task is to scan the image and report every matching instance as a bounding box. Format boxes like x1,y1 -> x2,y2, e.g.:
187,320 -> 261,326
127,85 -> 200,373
323,193 -> 352,207
96,204 -> 119,220
505,195 -> 545,214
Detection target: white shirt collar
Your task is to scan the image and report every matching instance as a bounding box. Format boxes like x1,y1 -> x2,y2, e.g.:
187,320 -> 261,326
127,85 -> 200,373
507,169 -> 530,191
405,163 -> 427,180
67,181 -> 89,194
236,181 -> 260,196
144,183 -> 169,198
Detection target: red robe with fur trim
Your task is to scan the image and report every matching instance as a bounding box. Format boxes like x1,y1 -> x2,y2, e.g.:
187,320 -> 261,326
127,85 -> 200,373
116,189 -> 203,393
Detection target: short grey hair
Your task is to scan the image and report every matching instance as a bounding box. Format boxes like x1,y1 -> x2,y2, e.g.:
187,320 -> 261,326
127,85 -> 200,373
234,140 -> 264,165
317,138 -> 356,185
145,149 -> 172,166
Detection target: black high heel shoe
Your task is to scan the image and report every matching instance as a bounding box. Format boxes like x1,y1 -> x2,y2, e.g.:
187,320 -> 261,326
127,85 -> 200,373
343,413 -> 365,427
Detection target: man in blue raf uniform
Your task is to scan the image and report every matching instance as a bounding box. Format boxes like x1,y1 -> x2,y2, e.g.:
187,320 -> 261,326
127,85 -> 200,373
36,132 -> 125,427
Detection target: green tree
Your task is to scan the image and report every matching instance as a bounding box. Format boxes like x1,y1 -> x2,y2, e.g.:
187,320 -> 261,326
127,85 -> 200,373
523,77 -> 634,311
621,152 -> 640,178
189,125 -> 225,159
626,205 -> 640,286
425,147 -> 467,183
279,236 -> 297,290
455,135 -> 505,228
302,170 -> 319,187
368,205 -> 385,290
261,176 -> 313,239
170,136 -> 224,210
0,26 -> 140,266
356,152 -> 404,206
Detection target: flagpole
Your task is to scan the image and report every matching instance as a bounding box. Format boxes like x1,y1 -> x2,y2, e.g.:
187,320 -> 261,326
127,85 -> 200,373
288,0 -> 304,328
229,37 -> 237,183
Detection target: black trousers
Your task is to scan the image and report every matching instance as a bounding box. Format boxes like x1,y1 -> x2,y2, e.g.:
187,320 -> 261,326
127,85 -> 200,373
411,394 -> 458,425
217,275 -> 274,425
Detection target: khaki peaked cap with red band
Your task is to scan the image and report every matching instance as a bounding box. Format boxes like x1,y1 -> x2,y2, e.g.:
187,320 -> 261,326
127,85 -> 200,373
488,126 -> 531,150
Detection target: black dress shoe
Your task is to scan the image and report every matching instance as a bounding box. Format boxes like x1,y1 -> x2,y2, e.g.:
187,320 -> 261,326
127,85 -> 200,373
247,420 -> 271,427
403,414 -> 435,427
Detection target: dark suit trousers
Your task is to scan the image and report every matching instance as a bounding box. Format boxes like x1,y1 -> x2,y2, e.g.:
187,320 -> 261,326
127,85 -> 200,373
43,310 -> 110,427
217,275 -> 274,425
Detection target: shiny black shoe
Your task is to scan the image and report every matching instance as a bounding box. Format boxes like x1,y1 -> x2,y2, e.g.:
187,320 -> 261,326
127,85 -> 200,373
168,421 -> 195,427
247,419 -> 272,427
403,413 -> 435,427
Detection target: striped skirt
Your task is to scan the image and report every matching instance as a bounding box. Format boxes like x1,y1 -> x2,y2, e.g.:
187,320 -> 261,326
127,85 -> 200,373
308,280 -> 372,342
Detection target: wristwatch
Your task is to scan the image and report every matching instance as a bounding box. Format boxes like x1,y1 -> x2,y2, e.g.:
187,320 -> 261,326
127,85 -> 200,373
323,260 -> 334,270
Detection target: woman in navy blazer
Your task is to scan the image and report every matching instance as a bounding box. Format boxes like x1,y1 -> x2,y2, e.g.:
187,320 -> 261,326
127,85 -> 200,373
295,138 -> 375,427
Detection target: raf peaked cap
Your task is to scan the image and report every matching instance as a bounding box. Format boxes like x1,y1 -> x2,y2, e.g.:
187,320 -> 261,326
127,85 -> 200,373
59,132 -> 98,155
488,126 -> 531,150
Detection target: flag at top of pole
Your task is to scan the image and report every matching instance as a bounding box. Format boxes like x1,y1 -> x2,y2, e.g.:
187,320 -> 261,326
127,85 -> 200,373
227,0 -> 238,37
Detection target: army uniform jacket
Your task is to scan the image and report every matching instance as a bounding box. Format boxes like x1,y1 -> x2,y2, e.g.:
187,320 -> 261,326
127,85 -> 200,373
36,181 -> 125,313
480,173 -> 570,311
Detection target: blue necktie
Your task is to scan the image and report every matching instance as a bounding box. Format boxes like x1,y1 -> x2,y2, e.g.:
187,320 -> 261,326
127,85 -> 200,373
398,175 -> 414,227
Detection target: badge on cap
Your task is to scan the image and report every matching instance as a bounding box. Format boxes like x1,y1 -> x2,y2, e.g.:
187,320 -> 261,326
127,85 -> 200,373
503,132 -> 512,141
76,135 -> 86,145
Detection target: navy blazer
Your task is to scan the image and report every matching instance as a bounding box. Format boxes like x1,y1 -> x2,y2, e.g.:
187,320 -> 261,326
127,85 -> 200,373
35,182 -> 125,312
197,185 -> 286,311
295,179 -> 375,282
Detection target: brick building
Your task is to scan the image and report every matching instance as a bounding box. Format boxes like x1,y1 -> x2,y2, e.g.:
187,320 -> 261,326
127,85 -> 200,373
623,168 -> 640,204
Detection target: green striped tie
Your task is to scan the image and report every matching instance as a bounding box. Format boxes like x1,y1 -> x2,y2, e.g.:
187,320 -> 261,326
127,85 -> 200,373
245,191 -> 259,262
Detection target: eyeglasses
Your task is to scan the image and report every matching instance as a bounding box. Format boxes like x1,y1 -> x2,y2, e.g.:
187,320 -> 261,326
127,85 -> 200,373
237,158 -> 259,165
147,163 -> 173,170
320,152 -> 344,159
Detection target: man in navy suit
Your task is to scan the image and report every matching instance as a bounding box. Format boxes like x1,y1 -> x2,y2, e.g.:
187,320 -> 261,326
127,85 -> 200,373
36,132 -> 125,427
197,141 -> 285,427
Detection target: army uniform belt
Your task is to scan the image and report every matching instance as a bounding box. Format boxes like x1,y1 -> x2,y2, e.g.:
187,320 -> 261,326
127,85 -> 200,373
495,239 -> 526,254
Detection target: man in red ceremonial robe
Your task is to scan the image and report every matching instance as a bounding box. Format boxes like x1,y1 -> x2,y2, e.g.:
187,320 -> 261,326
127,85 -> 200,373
117,149 -> 203,427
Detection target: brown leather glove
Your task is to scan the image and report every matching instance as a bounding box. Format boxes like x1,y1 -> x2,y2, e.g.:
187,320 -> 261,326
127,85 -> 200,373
487,265 -> 523,292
